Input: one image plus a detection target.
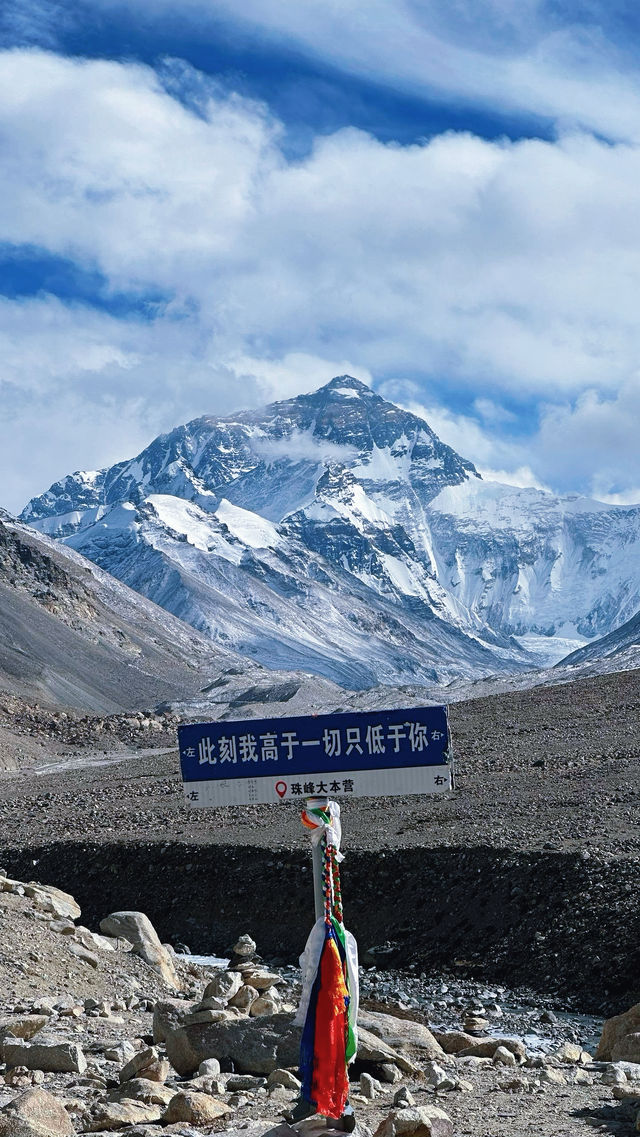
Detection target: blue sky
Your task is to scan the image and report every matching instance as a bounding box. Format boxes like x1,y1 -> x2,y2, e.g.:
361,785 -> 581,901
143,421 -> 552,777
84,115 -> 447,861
2,0 -> 640,510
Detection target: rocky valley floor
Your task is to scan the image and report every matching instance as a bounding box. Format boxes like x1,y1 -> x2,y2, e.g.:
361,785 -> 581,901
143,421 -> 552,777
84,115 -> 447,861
1,868 -> 639,1137
0,666 -> 639,1133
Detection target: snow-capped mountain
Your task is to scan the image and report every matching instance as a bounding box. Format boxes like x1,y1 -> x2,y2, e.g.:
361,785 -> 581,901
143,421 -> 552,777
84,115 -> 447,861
22,376 -> 640,688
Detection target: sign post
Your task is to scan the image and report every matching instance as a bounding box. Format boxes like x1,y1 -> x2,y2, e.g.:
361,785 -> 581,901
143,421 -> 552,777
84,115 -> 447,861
179,705 -> 452,1131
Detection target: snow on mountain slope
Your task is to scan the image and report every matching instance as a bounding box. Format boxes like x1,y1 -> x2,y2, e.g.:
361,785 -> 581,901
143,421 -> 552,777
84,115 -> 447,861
426,478 -> 640,656
21,375 -> 640,686
57,493 -> 522,690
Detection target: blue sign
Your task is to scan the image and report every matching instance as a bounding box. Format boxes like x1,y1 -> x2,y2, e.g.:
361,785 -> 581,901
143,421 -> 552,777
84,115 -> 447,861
179,706 -> 451,807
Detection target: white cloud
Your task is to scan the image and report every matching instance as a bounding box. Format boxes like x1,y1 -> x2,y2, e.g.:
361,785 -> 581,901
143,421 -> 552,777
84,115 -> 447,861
479,466 -> 551,492
2,49 -> 640,509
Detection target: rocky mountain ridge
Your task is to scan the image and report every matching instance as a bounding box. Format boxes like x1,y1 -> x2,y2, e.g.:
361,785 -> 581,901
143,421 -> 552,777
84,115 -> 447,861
21,376 -> 640,688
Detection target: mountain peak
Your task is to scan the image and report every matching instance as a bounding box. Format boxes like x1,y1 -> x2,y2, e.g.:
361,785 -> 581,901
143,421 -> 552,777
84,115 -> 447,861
315,375 -> 373,396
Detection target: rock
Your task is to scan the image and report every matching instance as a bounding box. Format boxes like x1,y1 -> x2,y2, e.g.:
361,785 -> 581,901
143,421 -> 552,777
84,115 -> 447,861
0,1015 -> 48,1048
3,1037 -> 87,1074
360,1072 -> 379,1099
228,1092 -> 250,1108
198,1058 -> 221,1076
597,1003 -> 640,1061
203,970 -> 244,1002
493,1046 -> 517,1067
195,996 -> 227,1012
613,1034 -> 640,1063
380,1063 -> 402,1083
190,1074 -> 226,1094
162,1090 -> 231,1124
185,1009 -> 231,1026
601,1065 -> 628,1085
227,1074 -> 267,1091
457,1038 -> 525,1062
373,1105 -> 454,1137
120,1046 -> 169,1083
229,984 -> 259,1011
99,911 -> 180,990
613,1085 -> 640,1101
358,1026 -> 418,1074
83,1100 -> 164,1130
242,969 -> 284,991
394,1088 -> 415,1107
267,1069 -> 302,1091
107,1079 -> 176,1107
152,998 -> 195,1043
68,942 -> 99,968
0,1087 -> 75,1136
3,1066 -> 45,1088
539,1068 -> 566,1085
573,1069 -> 593,1085
250,990 -> 281,1017
359,1011 -> 445,1062
555,1042 -> 583,1064
424,1062 -> 457,1092
165,1011 -> 301,1077
232,934 -> 257,958
433,1030 -> 479,1055
24,883 -> 81,921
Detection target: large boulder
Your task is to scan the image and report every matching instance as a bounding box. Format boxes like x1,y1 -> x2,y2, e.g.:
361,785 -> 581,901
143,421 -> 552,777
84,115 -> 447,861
164,1010 -> 414,1078
359,1010 -> 445,1062
99,911 -> 180,990
152,998 -> 196,1043
0,1087 -> 75,1136
3,1038 -> 86,1074
165,1012 -> 301,1077
597,1004 -> 640,1062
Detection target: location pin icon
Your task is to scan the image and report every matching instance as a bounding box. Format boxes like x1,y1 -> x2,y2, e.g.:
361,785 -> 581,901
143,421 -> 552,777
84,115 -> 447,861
275,781 -> 288,799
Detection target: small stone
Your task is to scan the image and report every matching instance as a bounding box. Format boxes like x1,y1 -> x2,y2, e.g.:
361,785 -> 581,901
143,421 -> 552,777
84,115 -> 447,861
555,1042 -> 582,1064
83,1100 -> 164,1130
163,1089 -> 231,1124
373,1105 -> 453,1137
227,1074 -> 267,1091
380,1063 -> 402,1084
250,990 -> 281,1017
539,1068 -> 566,1085
120,1046 -> 168,1083
493,1046 -> 517,1067
203,971 -> 243,1002
393,1087 -> 415,1107
68,943 -> 99,969
242,969 -> 284,991
107,1078 -> 176,1107
229,984 -> 259,1011
267,1068 -> 302,1091
424,1062 -> 456,1090
232,935 -> 257,958
360,1072 -> 379,1099
228,1092 -> 249,1108
198,1058 -> 221,1076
